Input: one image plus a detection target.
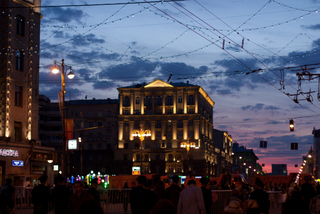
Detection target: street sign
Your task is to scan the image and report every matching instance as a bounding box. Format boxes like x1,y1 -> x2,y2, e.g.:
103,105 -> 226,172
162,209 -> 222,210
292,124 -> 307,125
12,160 -> 24,167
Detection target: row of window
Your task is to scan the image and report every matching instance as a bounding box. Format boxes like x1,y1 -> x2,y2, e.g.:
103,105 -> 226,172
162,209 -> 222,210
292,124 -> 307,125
123,95 -> 195,107
124,120 -> 194,129
71,111 -> 113,118
124,130 -> 194,140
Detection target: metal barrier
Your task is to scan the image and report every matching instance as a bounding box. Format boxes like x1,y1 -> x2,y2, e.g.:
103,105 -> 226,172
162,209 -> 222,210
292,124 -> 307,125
11,187 -> 282,214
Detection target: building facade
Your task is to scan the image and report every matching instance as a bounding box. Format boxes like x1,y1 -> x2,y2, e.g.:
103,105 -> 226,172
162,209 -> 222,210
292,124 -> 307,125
232,142 -> 259,183
212,129 -> 233,176
115,79 -> 216,176
313,128 -> 320,178
271,164 -> 287,176
0,0 -> 54,186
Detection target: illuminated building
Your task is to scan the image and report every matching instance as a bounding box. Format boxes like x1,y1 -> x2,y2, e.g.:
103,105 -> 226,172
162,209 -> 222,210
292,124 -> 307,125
212,129 -> 233,176
0,0 -> 54,186
114,79 -> 216,176
313,128 -> 320,178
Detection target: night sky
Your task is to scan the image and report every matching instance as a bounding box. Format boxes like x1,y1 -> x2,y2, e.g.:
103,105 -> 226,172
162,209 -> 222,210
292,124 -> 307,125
38,0 -> 320,174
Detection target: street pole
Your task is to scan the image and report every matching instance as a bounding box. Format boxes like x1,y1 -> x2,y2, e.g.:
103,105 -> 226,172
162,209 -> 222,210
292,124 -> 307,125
140,138 -> 143,174
61,59 -> 66,178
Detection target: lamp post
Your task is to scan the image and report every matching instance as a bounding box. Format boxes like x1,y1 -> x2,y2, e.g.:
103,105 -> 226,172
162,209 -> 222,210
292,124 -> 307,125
180,139 -> 198,175
52,59 -> 74,177
78,137 -> 83,176
132,125 -> 151,174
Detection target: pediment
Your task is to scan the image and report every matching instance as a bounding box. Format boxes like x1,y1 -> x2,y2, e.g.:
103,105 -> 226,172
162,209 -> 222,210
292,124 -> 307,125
144,79 -> 173,88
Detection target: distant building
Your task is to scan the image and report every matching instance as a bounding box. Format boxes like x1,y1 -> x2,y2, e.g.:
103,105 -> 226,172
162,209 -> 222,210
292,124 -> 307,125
0,0 -> 54,186
272,164 -> 287,176
114,79 -> 216,176
232,142 -> 259,183
313,128 -> 320,178
39,95 -> 119,176
212,129 -> 233,176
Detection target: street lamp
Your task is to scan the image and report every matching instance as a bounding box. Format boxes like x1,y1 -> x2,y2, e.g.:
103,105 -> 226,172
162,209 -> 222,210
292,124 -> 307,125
52,59 -> 74,177
132,125 -> 151,174
180,139 -> 198,175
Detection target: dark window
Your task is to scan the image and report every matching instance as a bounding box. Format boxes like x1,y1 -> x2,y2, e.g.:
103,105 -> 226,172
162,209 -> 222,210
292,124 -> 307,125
168,154 -> 173,161
167,132 -> 172,139
124,96 -> 130,106
189,120 -> 193,126
178,96 -> 182,103
134,121 -> 140,129
123,154 -> 128,161
156,154 -> 160,160
157,109 -> 162,115
156,96 -> 162,106
188,95 -> 194,105
145,96 -> 151,106
167,143 -> 172,148
167,95 -> 172,105
145,121 -> 150,129
89,144 -> 93,150
17,15 -> 25,36
189,108 -> 194,114
136,97 -> 140,104
124,143 -> 128,149
178,131 -> 183,139
124,110 -> 129,115
135,110 -> 140,115
156,121 -> 161,128
178,109 -> 183,114
156,132 -> 161,140
188,131 -> 194,138
16,50 -> 23,71
14,121 -> 22,142
124,121 -> 129,127
177,120 -> 183,128
98,133 -> 102,141
15,85 -> 22,107
98,143 -> 102,149
89,133 -> 93,141
107,111 -> 111,117
107,144 -> 112,150
98,122 -> 102,127
89,122 -> 93,127
135,143 -> 139,149
167,108 -> 172,114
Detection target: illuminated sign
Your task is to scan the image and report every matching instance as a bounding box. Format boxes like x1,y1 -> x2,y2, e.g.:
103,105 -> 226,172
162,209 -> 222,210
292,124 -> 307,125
132,167 -> 140,175
0,149 -> 19,157
68,139 -> 78,150
12,160 -> 23,167
53,165 -> 59,171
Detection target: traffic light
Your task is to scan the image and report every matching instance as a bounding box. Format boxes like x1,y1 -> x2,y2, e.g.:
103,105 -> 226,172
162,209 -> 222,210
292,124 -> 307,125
289,119 -> 294,131
260,141 -> 267,148
291,143 -> 298,150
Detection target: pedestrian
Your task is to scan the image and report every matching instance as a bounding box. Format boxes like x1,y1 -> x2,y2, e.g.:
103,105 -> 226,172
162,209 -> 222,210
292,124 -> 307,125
67,181 -> 93,214
177,179 -> 206,214
224,188 -> 245,214
246,177 -> 270,214
154,180 -> 165,200
0,178 -> 15,214
87,178 -> 100,203
122,182 -> 129,213
150,199 -> 176,214
300,177 -> 316,214
130,175 -> 146,214
200,177 -> 212,214
31,175 -> 51,214
138,179 -> 159,214
164,175 -> 182,209
52,175 -> 71,214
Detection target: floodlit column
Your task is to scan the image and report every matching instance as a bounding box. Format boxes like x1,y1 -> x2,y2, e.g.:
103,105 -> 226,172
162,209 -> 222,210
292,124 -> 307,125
118,121 -> 123,141
130,94 -> 134,115
119,95 -> 123,115
141,94 -> 144,115
201,120 -> 205,134
162,95 -> 165,114
129,121 -> 134,140
183,120 -> 188,140
194,120 -> 199,140
172,120 -> 177,140
183,93 -> 187,114
151,121 -> 156,140
173,93 -> 177,114
162,121 -> 166,140
195,93 -> 198,113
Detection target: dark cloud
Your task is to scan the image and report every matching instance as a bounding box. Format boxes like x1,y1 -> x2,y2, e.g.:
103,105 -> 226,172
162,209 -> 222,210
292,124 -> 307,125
302,24 -> 320,30
266,121 -> 283,125
71,34 -> 105,47
264,105 -> 280,110
216,89 -> 232,95
92,81 -> 118,90
41,7 -> 86,24
241,103 -> 264,111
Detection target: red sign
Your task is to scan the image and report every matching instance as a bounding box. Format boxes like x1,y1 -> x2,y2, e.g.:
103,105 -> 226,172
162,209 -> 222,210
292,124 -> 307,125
0,149 -> 19,157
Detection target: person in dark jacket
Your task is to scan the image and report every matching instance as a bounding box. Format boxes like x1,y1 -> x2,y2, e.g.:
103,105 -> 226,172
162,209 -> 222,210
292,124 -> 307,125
200,177 -> 212,214
130,175 -> 146,214
52,176 -> 70,214
164,175 -> 182,209
67,181 -> 92,214
32,175 -> 51,214
87,178 -> 100,203
300,178 -> 316,214
138,179 -> 159,214
248,177 -> 270,214
0,178 -> 15,214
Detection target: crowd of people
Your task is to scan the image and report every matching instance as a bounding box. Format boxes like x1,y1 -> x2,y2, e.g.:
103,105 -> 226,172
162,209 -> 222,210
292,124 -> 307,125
0,174 -> 319,214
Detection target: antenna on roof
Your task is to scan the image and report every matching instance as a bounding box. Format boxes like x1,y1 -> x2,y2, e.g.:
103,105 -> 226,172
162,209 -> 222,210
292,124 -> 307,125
167,73 -> 172,82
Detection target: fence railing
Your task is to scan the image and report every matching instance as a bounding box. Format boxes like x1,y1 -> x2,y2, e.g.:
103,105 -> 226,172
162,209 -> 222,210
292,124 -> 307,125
12,187 -> 282,214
